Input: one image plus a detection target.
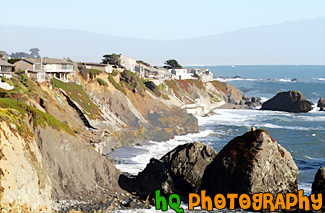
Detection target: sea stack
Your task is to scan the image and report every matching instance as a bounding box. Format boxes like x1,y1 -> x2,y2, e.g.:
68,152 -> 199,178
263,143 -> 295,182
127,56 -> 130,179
261,90 -> 313,113
312,166 -> 325,210
317,97 -> 325,111
201,129 -> 299,197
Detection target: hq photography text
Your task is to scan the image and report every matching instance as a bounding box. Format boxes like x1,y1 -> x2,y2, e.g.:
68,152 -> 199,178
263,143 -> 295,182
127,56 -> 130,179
155,190 -> 323,212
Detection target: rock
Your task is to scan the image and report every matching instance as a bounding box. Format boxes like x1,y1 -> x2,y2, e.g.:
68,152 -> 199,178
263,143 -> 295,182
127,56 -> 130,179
134,142 -> 217,198
291,78 -> 298,82
201,129 -> 299,198
134,158 -> 175,197
317,97 -> 325,111
311,166 -> 325,208
182,114 -> 199,133
144,81 -> 161,97
34,126 -> 123,202
161,142 -> 217,194
251,96 -> 259,103
239,100 -> 245,105
261,90 -> 313,113
0,121 -> 52,212
242,95 -> 250,101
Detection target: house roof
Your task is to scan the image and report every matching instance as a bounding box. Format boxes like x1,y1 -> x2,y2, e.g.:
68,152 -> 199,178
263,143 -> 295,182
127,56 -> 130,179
22,58 -> 73,65
82,62 -> 108,67
0,59 -> 15,67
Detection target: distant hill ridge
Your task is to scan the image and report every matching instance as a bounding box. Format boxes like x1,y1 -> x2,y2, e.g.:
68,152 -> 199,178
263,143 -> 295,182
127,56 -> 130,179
0,18 -> 324,65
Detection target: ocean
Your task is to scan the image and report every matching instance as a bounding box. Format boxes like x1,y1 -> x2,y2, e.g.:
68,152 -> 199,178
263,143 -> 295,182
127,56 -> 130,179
109,65 -> 325,197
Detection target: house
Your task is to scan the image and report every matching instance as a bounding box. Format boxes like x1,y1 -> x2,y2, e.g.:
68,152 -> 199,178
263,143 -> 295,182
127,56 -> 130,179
169,68 -> 193,80
15,58 -> 74,83
82,62 -> 113,73
120,55 -> 137,72
0,59 -> 15,79
197,68 -> 214,82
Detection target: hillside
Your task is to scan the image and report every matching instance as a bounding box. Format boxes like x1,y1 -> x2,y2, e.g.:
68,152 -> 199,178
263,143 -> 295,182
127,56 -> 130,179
0,68 -> 255,211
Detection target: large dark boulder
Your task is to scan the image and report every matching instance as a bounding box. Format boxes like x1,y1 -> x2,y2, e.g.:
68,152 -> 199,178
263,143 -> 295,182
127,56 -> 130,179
317,97 -> 325,111
134,142 -> 217,198
201,129 -> 299,197
312,166 -> 325,209
161,142 -> 217,194
134,158 -> 175,198
261,90 -> 313,113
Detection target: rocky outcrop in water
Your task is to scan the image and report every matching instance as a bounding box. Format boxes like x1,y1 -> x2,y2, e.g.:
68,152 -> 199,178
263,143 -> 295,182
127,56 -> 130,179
261,90 -> 313,113
131,142 -> 217,198
312,166 -> 325,209
317,97 -> 325,111
201,129 -> 299,197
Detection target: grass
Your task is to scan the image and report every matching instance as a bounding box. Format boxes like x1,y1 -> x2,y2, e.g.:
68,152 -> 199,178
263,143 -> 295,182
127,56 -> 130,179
210,80 -> 226,93
108,75 -> 126,95
88,69 -> 102,79
0,98 -> 74,135
0,74 -> 48,101
0,108 -> 34,142
111,69 -> 119,76
161,93 -> 170,100
51,78 -> 103,120
97,78 -> 108,86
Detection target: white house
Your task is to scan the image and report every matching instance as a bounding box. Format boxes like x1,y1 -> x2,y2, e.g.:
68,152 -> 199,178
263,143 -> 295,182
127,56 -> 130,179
169,68 -> 193,80
197,68 -> 214,82
120,55 -> 137,72
83,62 -> 113,73
15,58 -> 74,82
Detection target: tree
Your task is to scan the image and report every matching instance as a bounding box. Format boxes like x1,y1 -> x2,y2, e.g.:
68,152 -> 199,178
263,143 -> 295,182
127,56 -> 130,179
29,48 -> 40,58
10,52 -> 30,59
164,59 -> 182,69
102,54 -> 121,66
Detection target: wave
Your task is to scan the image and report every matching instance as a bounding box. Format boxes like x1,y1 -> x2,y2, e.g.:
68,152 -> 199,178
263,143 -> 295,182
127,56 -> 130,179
214,77 -> 260,82
298,183 -> 312,195
278,78 -> 292,82
109,129 -> 215,175
313,78 -> 325,81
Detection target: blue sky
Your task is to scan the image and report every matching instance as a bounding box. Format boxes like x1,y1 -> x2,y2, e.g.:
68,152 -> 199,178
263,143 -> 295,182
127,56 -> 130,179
1,0 -> 324,39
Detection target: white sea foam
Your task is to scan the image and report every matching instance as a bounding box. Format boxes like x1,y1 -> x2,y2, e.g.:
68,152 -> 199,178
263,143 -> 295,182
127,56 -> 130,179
314,78 -> 325,81
259,97 -> 269,103
111,130 -> 215,175
278,78 -> 292,82
214,77 -> 260,82
298,183 -> 312,195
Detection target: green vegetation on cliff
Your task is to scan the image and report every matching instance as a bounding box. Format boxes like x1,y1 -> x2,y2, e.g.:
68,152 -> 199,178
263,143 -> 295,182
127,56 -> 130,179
108,75 -> 126,95
210,80 -> 226,93
97,78 -> 108,87
51,78 -> 103,120
0,74 -> 48,101
88,69 -> 102,79
0,98 -> 74,135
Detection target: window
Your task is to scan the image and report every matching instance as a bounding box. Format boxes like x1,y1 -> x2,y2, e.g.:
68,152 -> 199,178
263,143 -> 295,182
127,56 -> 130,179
34,64 -> 41,70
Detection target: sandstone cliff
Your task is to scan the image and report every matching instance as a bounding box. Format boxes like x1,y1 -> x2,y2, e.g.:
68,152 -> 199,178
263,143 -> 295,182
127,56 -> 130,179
0,110 -> 52,212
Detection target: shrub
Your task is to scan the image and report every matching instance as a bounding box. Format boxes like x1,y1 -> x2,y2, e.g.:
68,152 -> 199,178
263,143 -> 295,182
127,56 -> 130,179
88,69 -> 102,79
0,98 -> 74,135
111,69 -> 119,76
108,75 -> 126,95
51,78 -> 103,120
97,78 -> 108,86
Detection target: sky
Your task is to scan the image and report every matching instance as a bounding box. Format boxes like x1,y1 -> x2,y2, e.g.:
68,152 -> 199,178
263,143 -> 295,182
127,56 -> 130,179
1,0 -> 325,40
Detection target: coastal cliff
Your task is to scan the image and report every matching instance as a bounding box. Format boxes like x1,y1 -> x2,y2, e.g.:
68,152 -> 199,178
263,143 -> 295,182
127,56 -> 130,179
0,69 -> 256,211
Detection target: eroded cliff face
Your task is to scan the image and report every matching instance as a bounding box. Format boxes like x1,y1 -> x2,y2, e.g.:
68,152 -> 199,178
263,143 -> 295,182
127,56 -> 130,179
0,69 -> 254,211
0,116 -> 52,212
33,126 -> 123,202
